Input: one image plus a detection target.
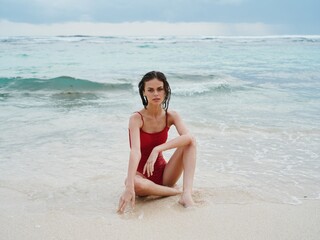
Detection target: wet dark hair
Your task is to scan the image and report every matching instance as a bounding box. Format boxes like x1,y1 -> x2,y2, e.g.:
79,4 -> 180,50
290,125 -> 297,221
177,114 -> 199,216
138,71 -> 171,111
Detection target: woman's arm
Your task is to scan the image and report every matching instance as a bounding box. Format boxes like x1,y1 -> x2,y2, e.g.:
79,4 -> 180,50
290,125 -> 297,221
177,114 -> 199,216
126,114 -> 142,187
156,110 -> 193,152
118,114 -> 142,213
143,111 -> 194,177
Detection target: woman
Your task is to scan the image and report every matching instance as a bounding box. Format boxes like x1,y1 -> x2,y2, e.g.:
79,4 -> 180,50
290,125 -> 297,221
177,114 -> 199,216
118,71 -> 196,213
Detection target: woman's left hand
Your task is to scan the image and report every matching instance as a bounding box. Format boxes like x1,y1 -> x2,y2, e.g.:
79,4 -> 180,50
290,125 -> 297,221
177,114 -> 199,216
143,148 -> 159,177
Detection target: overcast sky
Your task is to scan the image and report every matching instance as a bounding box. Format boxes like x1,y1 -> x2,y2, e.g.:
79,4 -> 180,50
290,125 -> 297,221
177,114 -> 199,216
0,0 -> 319,36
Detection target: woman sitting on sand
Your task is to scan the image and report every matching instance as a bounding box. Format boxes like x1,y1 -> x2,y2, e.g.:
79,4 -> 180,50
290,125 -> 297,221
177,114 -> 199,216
118,71 -> 196,213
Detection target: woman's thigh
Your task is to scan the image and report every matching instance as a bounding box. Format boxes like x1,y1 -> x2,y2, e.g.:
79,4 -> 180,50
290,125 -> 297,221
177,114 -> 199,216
162,146 -> 184,187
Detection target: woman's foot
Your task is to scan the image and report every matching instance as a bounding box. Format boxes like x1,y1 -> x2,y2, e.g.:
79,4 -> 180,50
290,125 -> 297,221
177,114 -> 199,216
178,191 -> 194,208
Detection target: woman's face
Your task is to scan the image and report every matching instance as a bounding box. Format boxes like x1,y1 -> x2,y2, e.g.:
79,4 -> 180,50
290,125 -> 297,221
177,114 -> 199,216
144,78 -> 165,106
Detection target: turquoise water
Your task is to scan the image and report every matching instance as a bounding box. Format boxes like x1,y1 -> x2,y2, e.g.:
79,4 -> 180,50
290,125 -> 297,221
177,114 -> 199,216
0,36 -> 320,209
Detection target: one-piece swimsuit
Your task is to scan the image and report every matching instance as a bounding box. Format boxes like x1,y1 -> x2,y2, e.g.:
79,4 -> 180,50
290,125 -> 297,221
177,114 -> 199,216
129,111 -> 169,185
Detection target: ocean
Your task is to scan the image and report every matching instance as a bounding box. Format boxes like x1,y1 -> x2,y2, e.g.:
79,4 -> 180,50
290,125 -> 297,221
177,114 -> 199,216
0,35 -> 320,214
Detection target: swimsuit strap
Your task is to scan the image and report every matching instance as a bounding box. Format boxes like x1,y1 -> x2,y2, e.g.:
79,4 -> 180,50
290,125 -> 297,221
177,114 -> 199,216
135,112 -> 144,128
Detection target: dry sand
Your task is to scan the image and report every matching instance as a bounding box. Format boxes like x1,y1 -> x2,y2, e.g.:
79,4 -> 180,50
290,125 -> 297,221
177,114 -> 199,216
0,187 -> 319,240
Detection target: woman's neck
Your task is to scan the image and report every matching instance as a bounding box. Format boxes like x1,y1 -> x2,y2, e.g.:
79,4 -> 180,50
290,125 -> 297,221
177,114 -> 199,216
145,105 -> 163,118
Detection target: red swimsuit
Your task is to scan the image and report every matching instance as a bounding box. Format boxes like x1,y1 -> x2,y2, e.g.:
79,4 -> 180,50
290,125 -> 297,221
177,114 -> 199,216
130,112 -> 169,185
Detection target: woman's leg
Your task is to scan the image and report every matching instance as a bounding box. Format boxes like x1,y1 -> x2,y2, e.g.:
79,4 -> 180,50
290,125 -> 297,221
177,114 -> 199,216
134,174 -> 181,197
162,136 -> 196,207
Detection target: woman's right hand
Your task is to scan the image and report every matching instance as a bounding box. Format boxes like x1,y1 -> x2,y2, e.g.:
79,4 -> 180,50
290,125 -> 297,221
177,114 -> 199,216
117,187 -> 135,214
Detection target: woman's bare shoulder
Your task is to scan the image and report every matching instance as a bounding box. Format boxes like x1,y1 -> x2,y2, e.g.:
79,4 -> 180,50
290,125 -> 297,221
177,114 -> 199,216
129,111 -> 143,128
167,109 -> 180,118
167,110 -> 182,125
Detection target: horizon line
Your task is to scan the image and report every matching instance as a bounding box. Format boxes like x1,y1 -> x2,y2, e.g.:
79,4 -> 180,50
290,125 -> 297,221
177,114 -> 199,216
1,34 -> 320,38
0,20 -> 286,36
1,20 -> 318,36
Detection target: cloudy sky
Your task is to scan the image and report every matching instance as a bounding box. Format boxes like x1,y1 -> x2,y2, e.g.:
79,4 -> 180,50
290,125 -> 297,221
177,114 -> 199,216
0,0 -> 319,36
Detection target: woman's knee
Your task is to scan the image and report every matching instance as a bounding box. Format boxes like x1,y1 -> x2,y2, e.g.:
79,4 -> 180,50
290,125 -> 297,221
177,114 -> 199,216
188,134 -> 197,148
134,178 -> 148,196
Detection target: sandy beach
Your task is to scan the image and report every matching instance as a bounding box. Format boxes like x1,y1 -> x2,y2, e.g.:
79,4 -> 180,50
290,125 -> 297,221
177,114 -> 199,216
1,186 -> 319,240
